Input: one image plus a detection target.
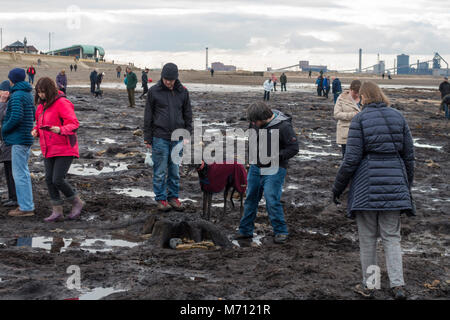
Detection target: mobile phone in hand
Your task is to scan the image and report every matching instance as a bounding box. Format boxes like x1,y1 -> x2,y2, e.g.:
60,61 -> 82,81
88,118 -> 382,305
40,125 -> 52,131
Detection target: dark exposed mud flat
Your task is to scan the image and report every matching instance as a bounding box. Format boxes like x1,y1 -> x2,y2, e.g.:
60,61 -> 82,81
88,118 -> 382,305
0,87 -> 448,300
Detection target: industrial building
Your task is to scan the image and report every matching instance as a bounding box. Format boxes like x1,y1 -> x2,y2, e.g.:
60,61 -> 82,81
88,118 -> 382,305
299,60 -> 327,73
373,61 -> 385,75
397,54 -> 410,75
47,44 -> 105,60
2,39 -> 39,54
211,61 -> 236,72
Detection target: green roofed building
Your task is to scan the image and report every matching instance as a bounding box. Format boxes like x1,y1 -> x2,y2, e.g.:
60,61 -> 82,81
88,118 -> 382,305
47,45 -> 105,60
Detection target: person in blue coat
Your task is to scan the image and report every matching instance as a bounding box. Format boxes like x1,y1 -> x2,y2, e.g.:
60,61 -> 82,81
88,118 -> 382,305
332,77 -> 342,104
1,68 -> 36,217
332,81 -> 414,300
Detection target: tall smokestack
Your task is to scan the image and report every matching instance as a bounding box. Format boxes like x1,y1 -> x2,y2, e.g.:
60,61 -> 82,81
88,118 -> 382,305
359,48 -> 362,73
206,47 -> 208,70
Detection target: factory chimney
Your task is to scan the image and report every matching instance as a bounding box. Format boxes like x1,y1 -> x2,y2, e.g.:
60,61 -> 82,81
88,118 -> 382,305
206,47 -> 209,70
359,48 -> 362,73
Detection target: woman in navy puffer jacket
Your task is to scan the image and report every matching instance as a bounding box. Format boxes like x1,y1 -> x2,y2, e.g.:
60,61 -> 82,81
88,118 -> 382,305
332,81 -> 415,300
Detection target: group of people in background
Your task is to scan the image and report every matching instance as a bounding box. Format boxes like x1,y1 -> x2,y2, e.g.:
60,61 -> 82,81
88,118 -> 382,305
263,73 -> 288,100
0,68 -> 84,221
69,64 -> 78,72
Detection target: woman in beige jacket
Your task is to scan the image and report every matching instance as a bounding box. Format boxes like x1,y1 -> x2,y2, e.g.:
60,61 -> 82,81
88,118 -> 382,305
334,80 -> 361,157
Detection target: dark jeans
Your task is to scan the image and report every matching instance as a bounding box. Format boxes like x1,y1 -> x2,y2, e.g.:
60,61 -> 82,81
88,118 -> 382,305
334,92 -> 341,104
117,72 -> 121,78
264,91 -> 270,101
28,75 -> 35,84
323,88 -> 330,98
44,156 -> 76,205
140,84 -> 148,98
281,83 -> 287,91
445,103 -> 450,119
90,81 -> 96,94
273,82 -> 277,91
341,144 -> 346,158
152,137 -> 182,201
239,165 -> 288,236
4,161 -> 17,201
317,86 -> 323,96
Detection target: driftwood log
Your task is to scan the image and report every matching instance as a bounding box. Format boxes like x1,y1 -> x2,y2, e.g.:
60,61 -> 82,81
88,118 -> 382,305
142,212 -> 232,248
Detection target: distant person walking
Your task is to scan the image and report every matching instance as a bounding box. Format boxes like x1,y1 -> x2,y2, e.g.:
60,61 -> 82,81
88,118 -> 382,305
32,77 -> 84,222
74,64 -> 77,72
26,65 -> 36,85
70,65 -> 73,72
441,94 -> 450,120
333,81 -> 414,300
210,68 -> 214,77
280,73 -> 287,92
308,70 -> 312,78
2,68 -> 36,217
89,69 -> 98,95
140,68 -> 149,99
0,80 -> 17,207
316,75 -> 323,96
438,76 -> 450,99
271,74 -> 278,91
116,66 -> 122,79
56,70 -> 67,94
263,79 -> 273,101
126,67 -> 138,108
333,80 -> 361,157
323,76 -> 331,98
332,77 -> 342,104
144,62 -> 193,212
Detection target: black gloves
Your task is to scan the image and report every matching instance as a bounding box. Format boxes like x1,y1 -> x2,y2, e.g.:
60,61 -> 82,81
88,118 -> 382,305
332,191 -> 341,205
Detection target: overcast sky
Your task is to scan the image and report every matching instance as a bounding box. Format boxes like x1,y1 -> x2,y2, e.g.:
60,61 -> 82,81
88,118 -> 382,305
0,0 -> 449,70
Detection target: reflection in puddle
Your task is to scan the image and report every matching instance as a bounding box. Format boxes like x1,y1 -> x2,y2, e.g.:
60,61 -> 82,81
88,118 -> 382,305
97,138 -> 117,144
15,236 -> 141,253
68,163 -> 129,176
79,287 -> 127,300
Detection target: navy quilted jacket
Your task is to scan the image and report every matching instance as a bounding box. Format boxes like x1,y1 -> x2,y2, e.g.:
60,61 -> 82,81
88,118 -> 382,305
333,102 -> 415,218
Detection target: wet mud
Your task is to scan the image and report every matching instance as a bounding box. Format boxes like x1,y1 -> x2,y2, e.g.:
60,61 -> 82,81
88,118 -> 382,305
0,86 -> 448,300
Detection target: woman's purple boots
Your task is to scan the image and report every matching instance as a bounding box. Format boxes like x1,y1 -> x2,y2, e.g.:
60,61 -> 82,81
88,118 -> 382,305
68,196 -> 84,220
44,206 -> 64,222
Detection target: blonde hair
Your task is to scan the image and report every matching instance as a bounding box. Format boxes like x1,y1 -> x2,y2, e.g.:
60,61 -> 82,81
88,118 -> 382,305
360,81 -> 390,105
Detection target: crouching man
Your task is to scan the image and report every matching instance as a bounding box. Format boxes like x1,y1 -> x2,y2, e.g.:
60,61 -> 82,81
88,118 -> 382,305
144,63 -> 192,212
235,102 -> 299,244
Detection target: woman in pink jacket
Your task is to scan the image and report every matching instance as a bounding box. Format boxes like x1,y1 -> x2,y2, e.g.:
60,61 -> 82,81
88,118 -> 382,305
31,77 -> 84,222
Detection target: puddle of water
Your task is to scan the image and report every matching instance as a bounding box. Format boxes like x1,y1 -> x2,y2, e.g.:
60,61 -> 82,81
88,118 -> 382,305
68,162 -> 129,176
285,185 -> 300,190
97,138 -> 117,144
113,188 -> 155,198
413,139 -> 443,150
15,236 -> 141,253
78,287 -> 127,300
296,149 -> 340,160
113,188 -> 198,203
31,150 -> 42,157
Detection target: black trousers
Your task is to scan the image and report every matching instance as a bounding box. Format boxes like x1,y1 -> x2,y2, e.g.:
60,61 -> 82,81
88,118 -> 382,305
281,83 -> 287,91
317,87 -> 323,96
44,156 -> 76,205
341,144 -> 346,159
90,81 -> 96,94
273,82 -> 277,91
140,84 -> 149,97
4,161 -> 17,201
264,91 -> 270,101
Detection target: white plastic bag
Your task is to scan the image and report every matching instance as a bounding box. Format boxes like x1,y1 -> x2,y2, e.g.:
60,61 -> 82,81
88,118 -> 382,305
144,151 -> 153,167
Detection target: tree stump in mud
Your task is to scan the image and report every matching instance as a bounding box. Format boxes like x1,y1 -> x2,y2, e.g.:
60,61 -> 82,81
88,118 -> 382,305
142,212 -> 232,249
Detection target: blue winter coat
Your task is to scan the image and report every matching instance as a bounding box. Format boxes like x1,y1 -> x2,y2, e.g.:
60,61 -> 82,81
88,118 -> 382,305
333,102 -> 415,218
332,78 -> 342,94
1,81 -> 35,146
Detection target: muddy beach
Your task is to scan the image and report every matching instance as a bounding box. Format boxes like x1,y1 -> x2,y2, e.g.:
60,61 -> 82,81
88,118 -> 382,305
0,85 -> 448,300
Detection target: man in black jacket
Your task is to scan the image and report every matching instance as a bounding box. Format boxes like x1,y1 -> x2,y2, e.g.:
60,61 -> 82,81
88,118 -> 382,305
89,69 -> 98,95
144,63 -> 193,212
140,68 -> 149,99
235,102 -> 299,244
